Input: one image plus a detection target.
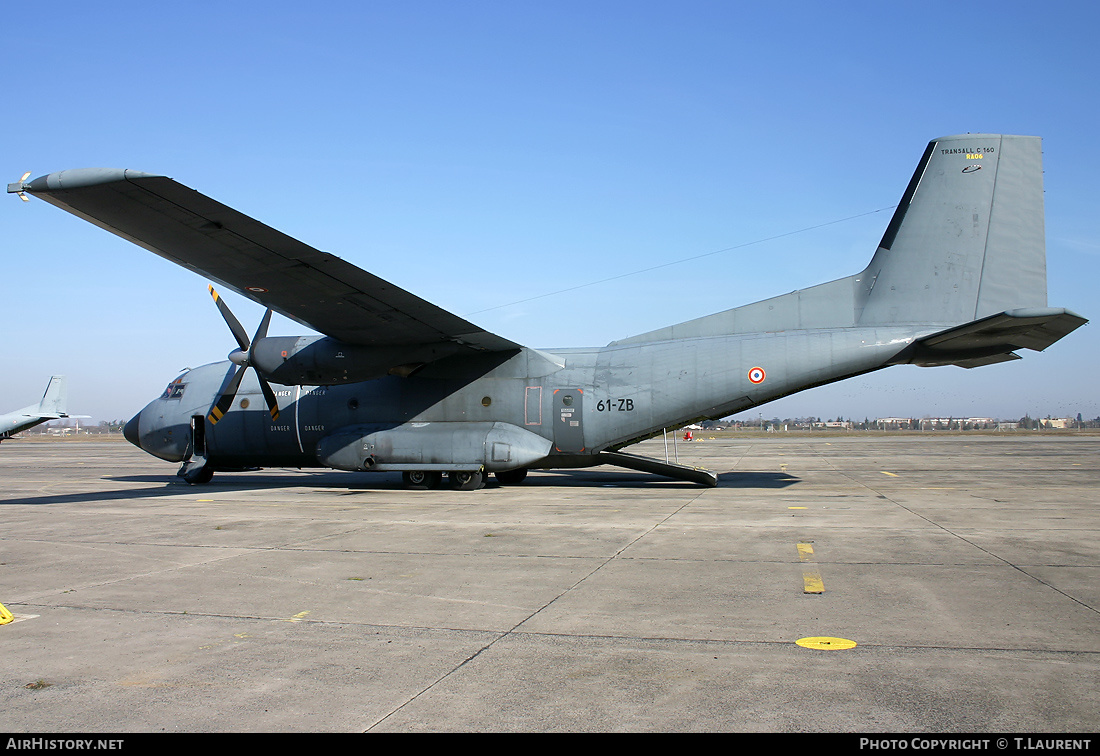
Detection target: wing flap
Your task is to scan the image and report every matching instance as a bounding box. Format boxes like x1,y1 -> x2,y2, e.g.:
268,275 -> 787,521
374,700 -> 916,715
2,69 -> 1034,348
20,169 -> 518,352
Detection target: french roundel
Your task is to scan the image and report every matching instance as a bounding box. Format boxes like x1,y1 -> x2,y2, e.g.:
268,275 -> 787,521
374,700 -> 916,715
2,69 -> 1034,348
748,366 -> 766,384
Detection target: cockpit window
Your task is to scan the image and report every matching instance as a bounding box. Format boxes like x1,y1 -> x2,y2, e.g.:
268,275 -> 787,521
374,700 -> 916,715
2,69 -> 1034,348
162,378 -> 187,399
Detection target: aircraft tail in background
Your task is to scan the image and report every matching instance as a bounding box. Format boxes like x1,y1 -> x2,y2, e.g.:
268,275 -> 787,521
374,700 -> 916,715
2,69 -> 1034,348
0,376 -> 89,441
35,375 -> 68,418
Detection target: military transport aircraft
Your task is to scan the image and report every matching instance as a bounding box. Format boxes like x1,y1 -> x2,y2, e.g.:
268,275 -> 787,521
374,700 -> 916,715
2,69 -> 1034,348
9,134 -> 1087,488
0,376 -> 86,441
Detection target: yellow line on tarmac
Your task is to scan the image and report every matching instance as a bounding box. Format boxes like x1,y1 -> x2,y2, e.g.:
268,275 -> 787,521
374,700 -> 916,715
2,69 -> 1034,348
802,570 -> 825,594
797,542 -> 824,594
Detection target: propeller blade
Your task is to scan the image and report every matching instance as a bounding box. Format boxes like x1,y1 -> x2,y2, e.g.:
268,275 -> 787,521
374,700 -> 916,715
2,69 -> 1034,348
252,308 -> 273,343
256,374 -> 281,421
207,366 -> 246,425
209,285 -> 251,352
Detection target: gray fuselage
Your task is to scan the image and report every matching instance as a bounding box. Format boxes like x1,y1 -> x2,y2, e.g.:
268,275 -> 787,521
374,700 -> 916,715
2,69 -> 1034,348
125,324 -> 918,470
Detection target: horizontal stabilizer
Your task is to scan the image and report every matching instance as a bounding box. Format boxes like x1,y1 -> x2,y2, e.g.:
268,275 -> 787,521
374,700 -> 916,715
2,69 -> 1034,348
896,308 -> 1087,369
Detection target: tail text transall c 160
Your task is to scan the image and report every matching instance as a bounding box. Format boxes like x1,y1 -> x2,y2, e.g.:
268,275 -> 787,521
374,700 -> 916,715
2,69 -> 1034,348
9,134 -> 1086,489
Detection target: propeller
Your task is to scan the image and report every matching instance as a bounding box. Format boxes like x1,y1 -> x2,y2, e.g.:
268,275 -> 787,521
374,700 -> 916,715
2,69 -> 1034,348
206,286 -> 280,425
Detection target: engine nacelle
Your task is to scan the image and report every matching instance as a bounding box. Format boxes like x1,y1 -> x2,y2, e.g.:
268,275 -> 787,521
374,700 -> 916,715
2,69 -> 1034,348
316,421 -> 552,473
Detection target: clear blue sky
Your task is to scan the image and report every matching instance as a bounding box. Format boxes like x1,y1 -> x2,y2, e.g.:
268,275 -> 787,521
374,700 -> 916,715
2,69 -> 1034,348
3,1 -> 1097,423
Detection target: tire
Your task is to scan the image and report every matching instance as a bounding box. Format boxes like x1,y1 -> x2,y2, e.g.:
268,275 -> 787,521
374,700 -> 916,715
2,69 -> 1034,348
495,468 -> 528,485
448,470 -> 484,491
403,470 -> 442,490
179,463 -> 214,485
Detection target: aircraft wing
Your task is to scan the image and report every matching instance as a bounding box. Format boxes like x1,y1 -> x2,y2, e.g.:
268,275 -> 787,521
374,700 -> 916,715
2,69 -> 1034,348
11,169 -> 519,352
898,308 -> 1088,369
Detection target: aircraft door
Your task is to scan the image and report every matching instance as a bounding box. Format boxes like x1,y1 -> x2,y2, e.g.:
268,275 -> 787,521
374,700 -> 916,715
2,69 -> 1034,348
191,415 -> 206,458
553,389 -> 585,453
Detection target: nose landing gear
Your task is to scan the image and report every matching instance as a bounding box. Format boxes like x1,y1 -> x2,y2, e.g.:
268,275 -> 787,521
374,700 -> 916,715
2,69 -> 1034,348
178,459 -> 214,485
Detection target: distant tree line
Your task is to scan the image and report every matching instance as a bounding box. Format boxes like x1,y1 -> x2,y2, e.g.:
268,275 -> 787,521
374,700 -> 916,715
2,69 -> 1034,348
709,414 -> 1097,431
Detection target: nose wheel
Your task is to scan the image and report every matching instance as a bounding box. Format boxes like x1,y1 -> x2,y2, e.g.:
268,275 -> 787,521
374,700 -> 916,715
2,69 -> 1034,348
178,459 -> 214,485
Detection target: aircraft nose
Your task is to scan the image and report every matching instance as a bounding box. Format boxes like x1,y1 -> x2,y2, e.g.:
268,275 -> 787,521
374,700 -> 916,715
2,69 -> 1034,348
123,412 -> 142,448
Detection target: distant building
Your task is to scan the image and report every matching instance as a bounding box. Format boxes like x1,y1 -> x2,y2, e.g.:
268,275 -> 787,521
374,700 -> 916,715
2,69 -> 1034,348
875,417 -> 914,429
915,417 -> 999,430
1044,418 -> 1074,429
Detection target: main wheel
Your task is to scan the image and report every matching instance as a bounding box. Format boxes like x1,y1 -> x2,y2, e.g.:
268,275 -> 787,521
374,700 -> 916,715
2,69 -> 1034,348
402,470 -> 442,490
495,468 -> 528,485
448,470 -> 484,491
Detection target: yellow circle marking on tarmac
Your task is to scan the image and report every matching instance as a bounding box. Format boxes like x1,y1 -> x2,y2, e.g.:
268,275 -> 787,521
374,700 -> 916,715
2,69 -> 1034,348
796,636 -> 857,650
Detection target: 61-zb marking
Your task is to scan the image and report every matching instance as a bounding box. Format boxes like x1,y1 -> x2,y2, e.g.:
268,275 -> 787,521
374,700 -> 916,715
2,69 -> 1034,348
596,398 -> 635,412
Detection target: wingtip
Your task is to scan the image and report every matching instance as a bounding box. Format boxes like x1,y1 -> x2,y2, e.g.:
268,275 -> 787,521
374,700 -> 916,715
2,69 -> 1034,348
20,168 -> 165,194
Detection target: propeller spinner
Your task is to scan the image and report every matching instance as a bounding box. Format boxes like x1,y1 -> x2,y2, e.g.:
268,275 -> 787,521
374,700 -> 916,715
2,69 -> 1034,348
207,286 -> 280,425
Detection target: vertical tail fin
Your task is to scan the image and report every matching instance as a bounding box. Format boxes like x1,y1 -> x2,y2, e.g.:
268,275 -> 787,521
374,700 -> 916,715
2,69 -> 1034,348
37,376 -> 67,416
856,134 -> 1047,326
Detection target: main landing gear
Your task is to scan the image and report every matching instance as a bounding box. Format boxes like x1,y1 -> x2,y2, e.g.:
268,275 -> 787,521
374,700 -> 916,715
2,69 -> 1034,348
400,468 -> 529,491
401,470 -> 483,490
178,465 -> 530,491
398,473 -> 479,490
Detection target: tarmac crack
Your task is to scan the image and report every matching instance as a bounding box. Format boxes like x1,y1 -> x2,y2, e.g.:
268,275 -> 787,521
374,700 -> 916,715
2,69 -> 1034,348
362,486 -> 714,731
838,472 -> 1100,618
